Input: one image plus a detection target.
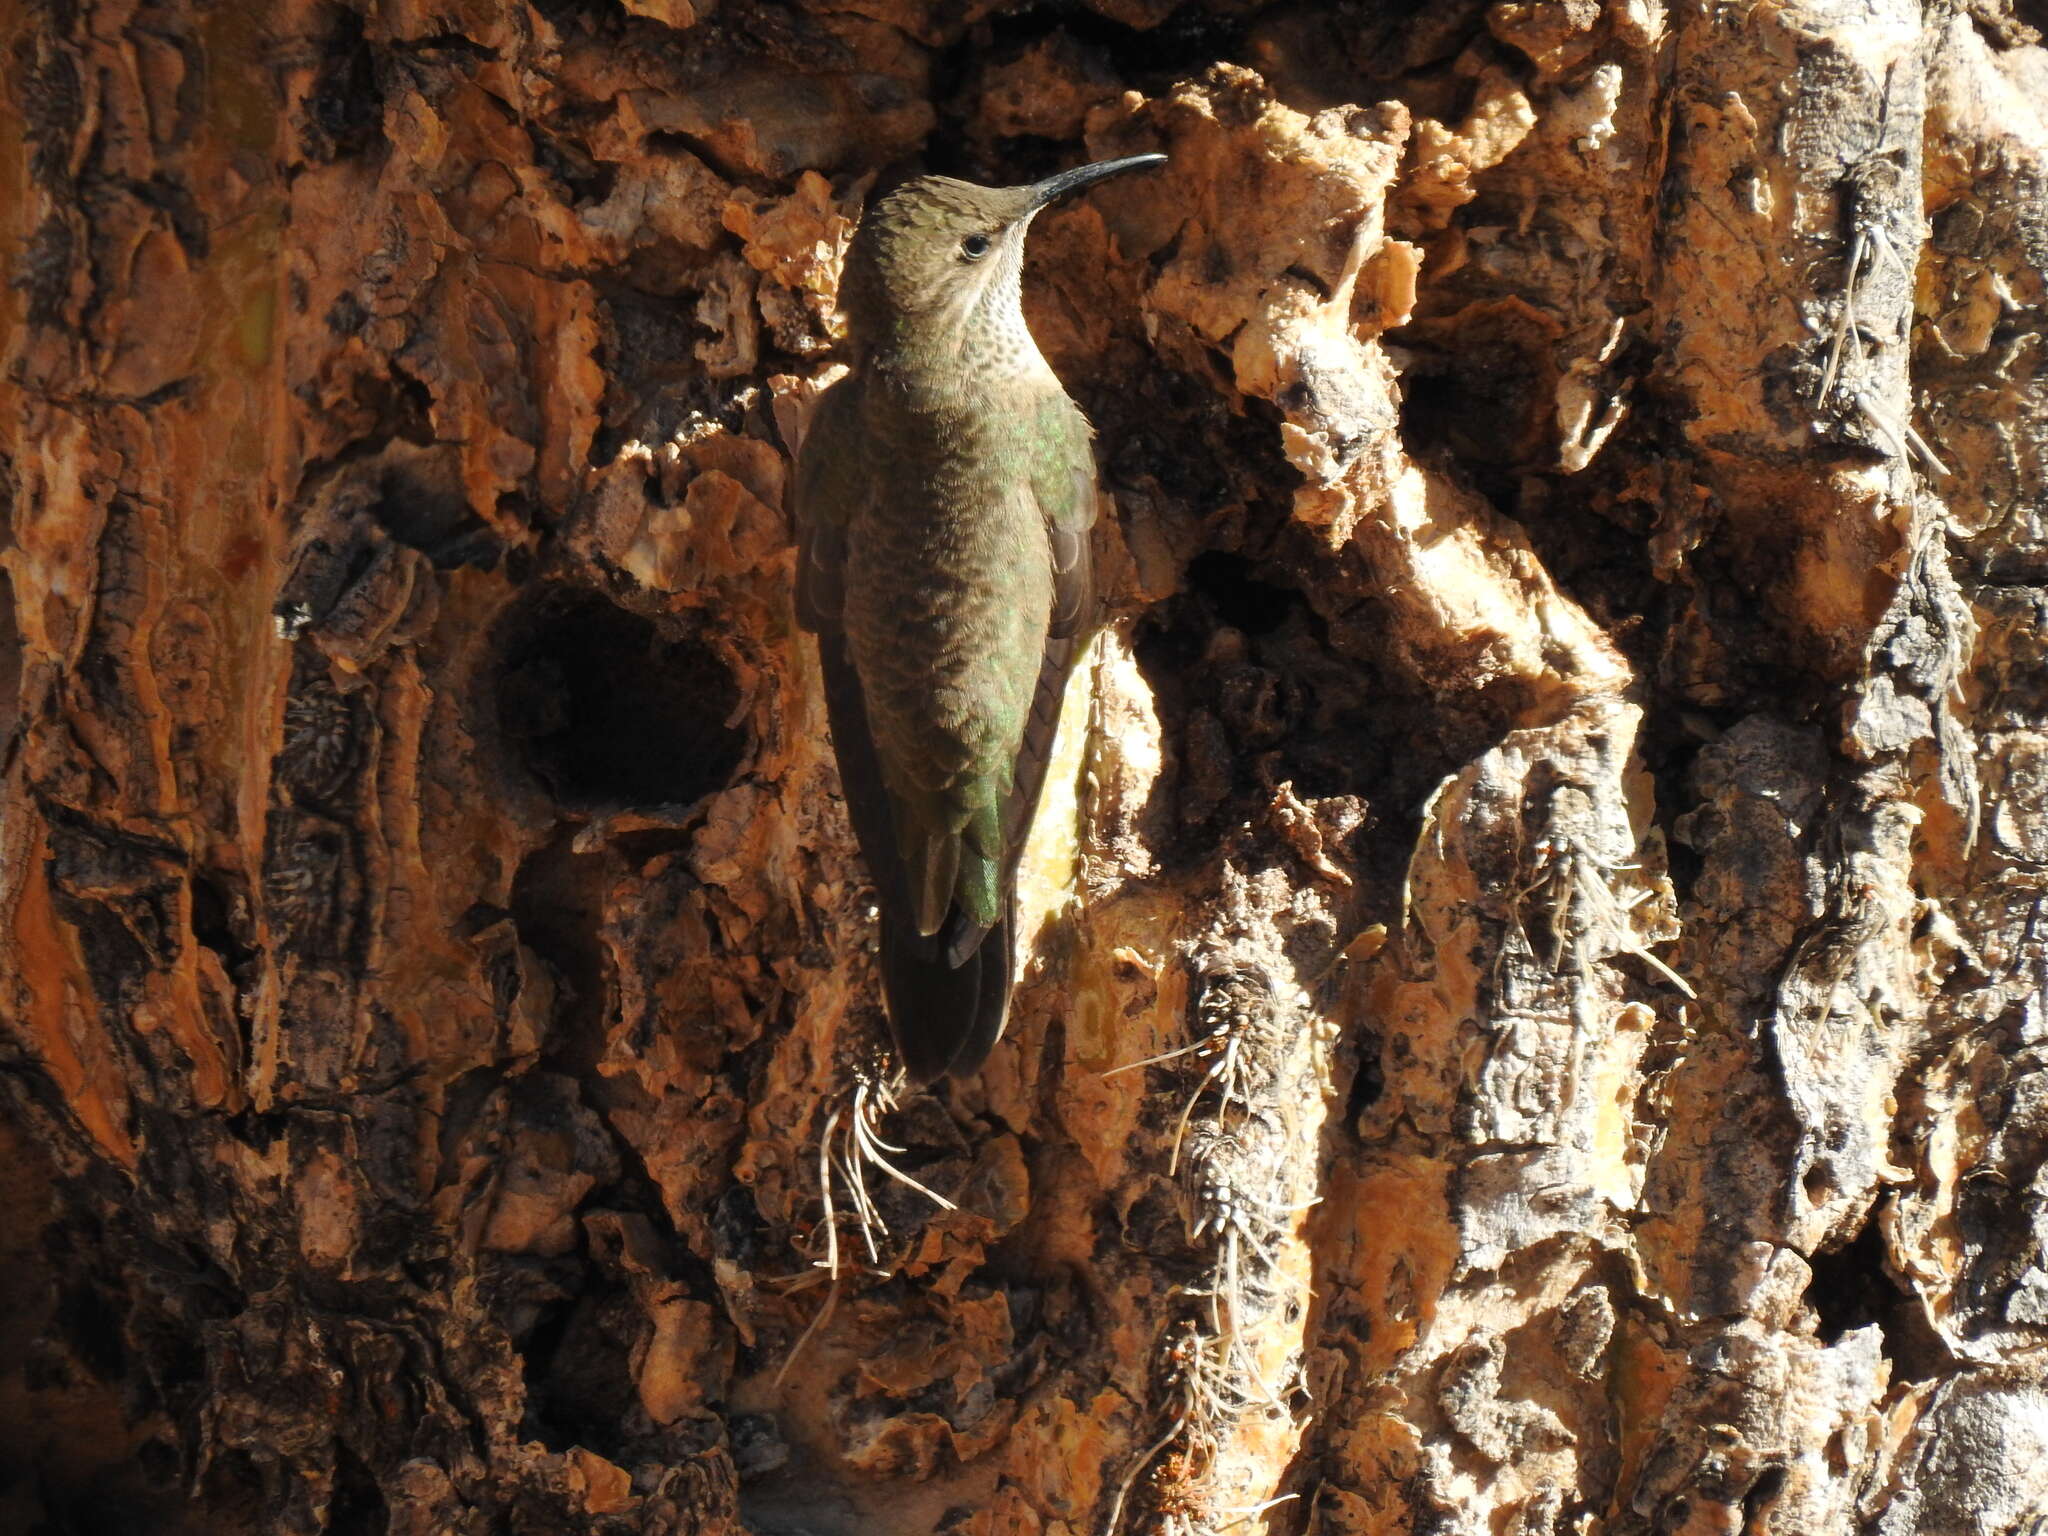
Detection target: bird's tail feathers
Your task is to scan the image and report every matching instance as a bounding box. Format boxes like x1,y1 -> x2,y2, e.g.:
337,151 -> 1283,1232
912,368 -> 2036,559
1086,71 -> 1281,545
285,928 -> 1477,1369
880,898 -> 1012,1083
904,823 -> 961,937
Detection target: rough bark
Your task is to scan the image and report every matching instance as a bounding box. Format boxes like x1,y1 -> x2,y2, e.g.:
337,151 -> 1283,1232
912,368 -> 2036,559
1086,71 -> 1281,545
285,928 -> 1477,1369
3,0 -> 2047,1533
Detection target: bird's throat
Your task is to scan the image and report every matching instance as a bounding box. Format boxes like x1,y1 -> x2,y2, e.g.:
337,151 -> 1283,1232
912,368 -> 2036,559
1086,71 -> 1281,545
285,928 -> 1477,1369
869,286 -> 1051,394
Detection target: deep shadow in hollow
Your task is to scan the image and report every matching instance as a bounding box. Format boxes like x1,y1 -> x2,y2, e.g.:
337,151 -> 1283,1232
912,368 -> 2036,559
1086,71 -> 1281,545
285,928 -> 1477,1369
495,586 -> 745,814
1130,547 -> 1455,885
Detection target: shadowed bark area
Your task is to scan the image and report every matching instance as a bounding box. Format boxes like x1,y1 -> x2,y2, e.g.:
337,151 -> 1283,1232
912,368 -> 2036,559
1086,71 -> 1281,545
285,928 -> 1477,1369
3,0 -> 2047,1532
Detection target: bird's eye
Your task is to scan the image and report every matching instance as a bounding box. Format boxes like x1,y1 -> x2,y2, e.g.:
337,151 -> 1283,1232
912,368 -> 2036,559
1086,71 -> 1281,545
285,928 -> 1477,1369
959,233 -> 992,261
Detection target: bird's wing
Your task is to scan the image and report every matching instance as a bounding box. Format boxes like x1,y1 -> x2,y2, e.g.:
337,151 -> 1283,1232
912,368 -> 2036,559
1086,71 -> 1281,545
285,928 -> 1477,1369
893,396 -> 1098,955
793,379 -> 861,634
1038,398 -> 1098,642
792,382 -> 1101,1082
794,378 -> 1005,1082
954,396 -> 1099,956
793,379 -> 904,921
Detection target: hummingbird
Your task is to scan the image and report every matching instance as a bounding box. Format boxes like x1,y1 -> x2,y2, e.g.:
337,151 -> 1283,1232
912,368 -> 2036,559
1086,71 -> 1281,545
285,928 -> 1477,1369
793,152 -> 1166,1082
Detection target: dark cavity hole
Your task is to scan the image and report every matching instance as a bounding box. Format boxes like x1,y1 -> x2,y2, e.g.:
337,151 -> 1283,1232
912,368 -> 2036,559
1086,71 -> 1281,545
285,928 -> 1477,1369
532,124 -> 616,207
1398,366 -> 1531,467
525,1284 -> 643,1455
54,1275 -> 129,1384
135,1434 -> 181,1490
326,1438 -> 389,1536
1395,320 -> 1552,486
1346,1030 -> 1386,1126
1741,1463 -> 1788,1526
981,5 -> 1254,85
496,588 -> 744,812
1184,550 -> 1298,637
1805,1212 -> 1896,1345
303,8 -> 383,164
189,869 -> 258,981
369,454 -> 497,570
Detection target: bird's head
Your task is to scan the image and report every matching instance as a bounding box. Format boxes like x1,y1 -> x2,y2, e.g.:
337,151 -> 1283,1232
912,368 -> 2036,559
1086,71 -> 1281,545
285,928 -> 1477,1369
840,154 -> 1166,361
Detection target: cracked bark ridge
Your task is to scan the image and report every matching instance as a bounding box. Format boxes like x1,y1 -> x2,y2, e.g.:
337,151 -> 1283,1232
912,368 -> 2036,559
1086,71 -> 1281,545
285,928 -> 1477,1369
3,0 -> 2048,1533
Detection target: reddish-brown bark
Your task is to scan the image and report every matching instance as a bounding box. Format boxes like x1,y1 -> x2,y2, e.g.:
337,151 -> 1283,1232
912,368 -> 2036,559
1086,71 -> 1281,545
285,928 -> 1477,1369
4,1 -> 2048,1532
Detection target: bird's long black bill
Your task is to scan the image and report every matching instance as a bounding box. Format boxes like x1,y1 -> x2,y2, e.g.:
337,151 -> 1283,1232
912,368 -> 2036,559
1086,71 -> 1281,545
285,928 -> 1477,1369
1028,152 -> 1168,209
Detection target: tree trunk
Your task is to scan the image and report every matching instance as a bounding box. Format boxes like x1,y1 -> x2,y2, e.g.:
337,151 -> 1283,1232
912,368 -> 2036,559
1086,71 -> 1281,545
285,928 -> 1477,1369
4,0 -> 2047,1531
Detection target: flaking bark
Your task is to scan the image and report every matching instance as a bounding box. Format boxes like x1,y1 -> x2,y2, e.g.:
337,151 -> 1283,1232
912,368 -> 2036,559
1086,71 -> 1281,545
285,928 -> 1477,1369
3,0 -> 2047,1532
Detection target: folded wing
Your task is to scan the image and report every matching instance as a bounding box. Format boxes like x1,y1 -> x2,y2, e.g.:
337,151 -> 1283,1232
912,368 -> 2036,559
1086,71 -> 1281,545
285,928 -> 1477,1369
793,383 -> 1098,1081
